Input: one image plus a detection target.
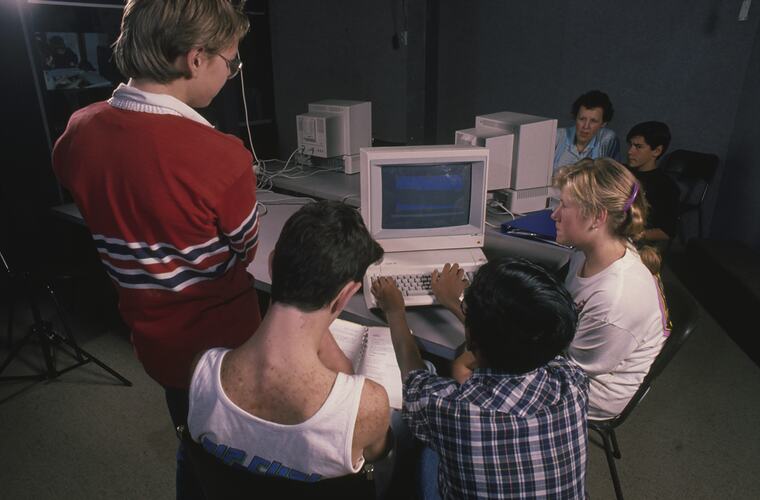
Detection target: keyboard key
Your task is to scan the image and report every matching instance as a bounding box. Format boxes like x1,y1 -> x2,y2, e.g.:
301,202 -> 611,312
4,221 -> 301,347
372,272 -> 435,299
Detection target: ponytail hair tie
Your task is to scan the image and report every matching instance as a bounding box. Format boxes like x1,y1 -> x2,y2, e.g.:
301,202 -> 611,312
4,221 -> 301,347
623,182 -> 639,212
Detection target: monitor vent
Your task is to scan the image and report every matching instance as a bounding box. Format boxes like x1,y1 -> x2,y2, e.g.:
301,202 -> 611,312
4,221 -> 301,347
480,119 -> 501,128
317,120 -> 325,133
517,186 -> 549,199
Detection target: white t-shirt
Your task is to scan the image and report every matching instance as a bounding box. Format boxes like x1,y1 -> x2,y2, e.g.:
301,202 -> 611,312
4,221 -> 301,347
565,248 -> 669,419
188,348 -> 366,481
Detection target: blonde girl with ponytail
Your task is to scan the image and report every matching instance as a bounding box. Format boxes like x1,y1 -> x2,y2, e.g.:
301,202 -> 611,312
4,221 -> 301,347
552,157 -> 671,419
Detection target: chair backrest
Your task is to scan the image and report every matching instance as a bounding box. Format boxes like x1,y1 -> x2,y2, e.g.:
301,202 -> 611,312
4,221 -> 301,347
611,278 -> 700,426
660,149 -> 719,208
180,428 -> 376,500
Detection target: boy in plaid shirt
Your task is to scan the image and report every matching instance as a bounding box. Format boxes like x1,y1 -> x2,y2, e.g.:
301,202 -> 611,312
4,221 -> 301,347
372,258 -> 588,499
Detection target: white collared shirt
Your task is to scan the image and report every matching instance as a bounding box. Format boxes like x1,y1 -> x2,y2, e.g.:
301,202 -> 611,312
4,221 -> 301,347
108,81 -> 212,127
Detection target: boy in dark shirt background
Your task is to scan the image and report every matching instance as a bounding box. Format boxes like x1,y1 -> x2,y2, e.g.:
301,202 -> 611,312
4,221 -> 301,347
626,121 -> 680,243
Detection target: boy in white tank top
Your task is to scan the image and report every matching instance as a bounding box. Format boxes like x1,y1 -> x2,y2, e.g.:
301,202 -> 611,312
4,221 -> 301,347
188,201 -> 389,480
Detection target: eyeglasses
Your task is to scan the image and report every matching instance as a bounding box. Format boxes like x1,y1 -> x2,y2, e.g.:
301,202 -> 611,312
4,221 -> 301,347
216,52 -> 242,79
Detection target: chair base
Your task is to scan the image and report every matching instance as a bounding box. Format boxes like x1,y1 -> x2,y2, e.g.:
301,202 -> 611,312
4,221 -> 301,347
589,421 -> 624,500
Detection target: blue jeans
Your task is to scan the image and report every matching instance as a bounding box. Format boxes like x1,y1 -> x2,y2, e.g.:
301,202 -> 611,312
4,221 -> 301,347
165,388 -> 205,500
418,446 -> 443,500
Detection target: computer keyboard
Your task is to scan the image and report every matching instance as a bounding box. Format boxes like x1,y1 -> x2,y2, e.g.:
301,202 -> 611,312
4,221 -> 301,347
375,272 -> 433,296
366,269 -> 476,308
362,248 -> 487,309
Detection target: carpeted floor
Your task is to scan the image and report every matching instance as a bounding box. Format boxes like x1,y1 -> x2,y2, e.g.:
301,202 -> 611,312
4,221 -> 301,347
1,258 -> 759,499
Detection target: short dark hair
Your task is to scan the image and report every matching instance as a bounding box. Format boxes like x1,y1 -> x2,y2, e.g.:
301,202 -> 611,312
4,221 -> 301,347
571,90 -> 614,122
463,258 -> 578,374
270,201 -> 384,311
626,121 -> 671,156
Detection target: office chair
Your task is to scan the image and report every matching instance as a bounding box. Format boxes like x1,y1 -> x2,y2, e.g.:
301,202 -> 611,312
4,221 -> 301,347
660,149 -> 719,241
177,424 -> 391,500
587,279 -> 699,500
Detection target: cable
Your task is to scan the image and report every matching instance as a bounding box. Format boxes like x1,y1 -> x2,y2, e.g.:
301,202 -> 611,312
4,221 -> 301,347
261,197 -> 316,205
278,147 -> 305,175
281,167 -> 342,179
237,52 -> 343,180
254,147 -> 306,191
259,149 -> 343,183
341,194 -> 360,204
238,59 -> 259,171
490,200 -> 517,219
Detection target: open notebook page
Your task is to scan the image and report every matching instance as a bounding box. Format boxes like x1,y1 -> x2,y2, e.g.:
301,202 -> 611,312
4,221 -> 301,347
329,318 -> 403,409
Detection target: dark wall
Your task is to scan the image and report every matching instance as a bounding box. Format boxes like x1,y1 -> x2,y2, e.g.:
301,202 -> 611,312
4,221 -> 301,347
0,0 -> 63,267
269,0 -> 407,155
711,24 -> 760,251
8,1 -> 756,248
267,1 -> 758,243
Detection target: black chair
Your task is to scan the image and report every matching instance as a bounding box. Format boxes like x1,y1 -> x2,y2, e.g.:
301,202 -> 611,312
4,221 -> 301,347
178,425 -> 386,500
660,149 -> 719,241
587,279 -> 700,500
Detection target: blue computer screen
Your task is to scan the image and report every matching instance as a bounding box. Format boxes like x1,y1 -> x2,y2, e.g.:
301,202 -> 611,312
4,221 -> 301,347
381,163 -> 472,229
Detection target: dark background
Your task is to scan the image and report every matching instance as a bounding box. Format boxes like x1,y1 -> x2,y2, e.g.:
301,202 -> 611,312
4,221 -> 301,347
2,0 -> 759,255
268,0 -> 760,251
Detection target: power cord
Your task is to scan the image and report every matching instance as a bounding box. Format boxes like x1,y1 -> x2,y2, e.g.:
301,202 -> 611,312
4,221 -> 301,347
487,199 -> 517,219
237,57 -> 261,173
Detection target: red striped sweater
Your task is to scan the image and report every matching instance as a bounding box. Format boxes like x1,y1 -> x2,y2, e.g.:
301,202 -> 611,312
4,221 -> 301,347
53,102 -> 261,388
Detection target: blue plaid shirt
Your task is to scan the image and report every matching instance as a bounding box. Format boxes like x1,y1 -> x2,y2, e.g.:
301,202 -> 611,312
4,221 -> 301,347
403,356 -> 588,499
553,125 -> 621,172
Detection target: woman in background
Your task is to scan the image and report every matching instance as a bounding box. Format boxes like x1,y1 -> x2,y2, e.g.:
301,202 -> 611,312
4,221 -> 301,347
553,90 -> 621,172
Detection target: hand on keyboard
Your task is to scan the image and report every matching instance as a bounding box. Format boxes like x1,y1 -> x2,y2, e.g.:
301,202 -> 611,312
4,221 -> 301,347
370,273 -> 434,300
432,263 -> 471,314
367,263 -> 475,309
370,276 -> 405,315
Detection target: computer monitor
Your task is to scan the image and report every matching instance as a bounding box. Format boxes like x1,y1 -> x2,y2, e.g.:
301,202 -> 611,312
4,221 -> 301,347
454,127 -> 514,191
296,99 -> 371,159
455,111 -> 557,213
360,145 -> 489,253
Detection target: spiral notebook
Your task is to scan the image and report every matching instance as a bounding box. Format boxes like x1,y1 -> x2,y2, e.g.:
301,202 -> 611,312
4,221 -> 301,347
329,318 -> 403,409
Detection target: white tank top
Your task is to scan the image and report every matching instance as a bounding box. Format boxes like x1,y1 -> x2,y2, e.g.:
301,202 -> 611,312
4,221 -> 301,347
188,348 -> 366,481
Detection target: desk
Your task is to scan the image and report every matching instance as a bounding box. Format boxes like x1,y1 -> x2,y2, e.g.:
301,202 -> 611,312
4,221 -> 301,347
51,202 -> 87,227
259,165 -> 574,358
262,164 -> 573,273
483,219 -> 572,272
53,180 -> 572,360
253,189 -> 573,361
260,161 -> 361,207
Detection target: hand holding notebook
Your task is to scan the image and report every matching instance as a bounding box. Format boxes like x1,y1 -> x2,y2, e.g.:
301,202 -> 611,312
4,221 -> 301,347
329,318 -> 403,410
